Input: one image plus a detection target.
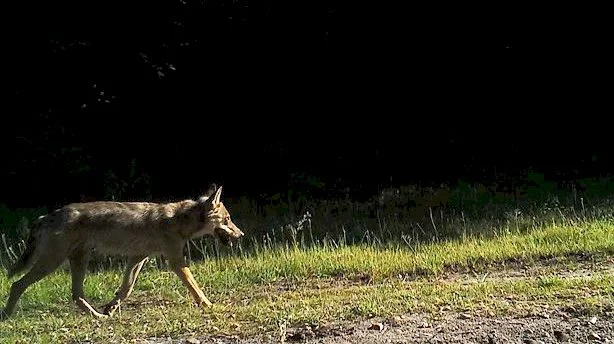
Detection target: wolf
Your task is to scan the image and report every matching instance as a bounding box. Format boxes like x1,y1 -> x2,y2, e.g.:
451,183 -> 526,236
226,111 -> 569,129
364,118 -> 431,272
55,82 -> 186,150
1,184 -> 244,319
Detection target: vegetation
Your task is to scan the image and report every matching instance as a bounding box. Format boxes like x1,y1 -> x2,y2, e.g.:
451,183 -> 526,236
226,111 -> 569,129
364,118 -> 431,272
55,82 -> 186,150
1,174 -> 613,342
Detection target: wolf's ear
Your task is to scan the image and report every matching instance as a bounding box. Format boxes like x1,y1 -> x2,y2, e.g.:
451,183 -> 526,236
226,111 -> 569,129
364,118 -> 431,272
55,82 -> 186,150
212,186 -> 223,205
199,185 -> 222,207
198,183 -> 218,204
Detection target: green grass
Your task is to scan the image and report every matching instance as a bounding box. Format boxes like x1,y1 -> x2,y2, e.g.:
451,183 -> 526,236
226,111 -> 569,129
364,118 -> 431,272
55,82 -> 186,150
1,220 -> 613,343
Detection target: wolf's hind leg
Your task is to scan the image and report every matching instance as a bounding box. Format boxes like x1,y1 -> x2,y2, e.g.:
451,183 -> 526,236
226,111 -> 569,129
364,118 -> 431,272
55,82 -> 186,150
1,250 -> 66,319
102,256 -> 148,316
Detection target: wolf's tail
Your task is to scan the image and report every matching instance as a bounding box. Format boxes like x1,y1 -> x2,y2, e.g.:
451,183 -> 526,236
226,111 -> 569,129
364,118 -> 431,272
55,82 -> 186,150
6,217 -> 44,279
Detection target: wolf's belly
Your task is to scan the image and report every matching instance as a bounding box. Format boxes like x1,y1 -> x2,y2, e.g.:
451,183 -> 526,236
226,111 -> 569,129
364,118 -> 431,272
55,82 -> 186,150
86,229 -> 164,256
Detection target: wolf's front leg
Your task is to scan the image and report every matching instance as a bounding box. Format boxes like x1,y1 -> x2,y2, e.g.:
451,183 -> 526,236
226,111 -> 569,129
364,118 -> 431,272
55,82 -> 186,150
168,258 -> 212,307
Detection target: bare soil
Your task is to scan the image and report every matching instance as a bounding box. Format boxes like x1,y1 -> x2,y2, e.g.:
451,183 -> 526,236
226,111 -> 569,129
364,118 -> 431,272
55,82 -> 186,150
281,312 -> 614,344
142,312 -> 614,344
132,255 -> 614,344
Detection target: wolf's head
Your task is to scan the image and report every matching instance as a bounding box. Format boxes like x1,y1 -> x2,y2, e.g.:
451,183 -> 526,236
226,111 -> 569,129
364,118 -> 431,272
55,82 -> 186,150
195,184 -> 244,246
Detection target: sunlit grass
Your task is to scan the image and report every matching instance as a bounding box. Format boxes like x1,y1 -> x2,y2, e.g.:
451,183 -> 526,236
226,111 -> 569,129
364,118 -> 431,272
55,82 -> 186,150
1,220 -> 613,343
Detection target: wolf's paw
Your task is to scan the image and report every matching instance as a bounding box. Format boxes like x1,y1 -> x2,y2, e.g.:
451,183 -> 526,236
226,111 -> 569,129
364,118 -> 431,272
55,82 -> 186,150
0,309 -> 10,321
76,297 -> 109,319
102,300 -> 121,316
197,297 -> 213,307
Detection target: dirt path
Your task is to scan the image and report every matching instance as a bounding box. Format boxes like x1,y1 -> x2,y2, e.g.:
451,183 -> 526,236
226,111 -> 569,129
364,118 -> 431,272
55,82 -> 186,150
144,312 -> 613,344
281,313 -> 613,344
139,255 -> 614,344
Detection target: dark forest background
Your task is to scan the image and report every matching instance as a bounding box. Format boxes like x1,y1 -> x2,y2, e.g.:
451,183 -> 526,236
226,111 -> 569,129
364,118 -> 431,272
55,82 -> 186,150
2,1 -> 611,213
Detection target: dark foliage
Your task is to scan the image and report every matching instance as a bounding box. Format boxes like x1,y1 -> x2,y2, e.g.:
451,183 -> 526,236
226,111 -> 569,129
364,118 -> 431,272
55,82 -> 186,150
2,1 -> 611,209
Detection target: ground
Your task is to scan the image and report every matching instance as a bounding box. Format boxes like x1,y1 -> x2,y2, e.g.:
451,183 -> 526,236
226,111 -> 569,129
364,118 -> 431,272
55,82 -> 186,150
2,223 -> 612,343
136,311 -> 614,344
134,256 -> 614,344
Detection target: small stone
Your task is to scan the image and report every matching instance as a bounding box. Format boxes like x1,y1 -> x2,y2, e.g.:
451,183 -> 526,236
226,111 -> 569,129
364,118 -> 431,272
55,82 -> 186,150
459,313 -> 472,319
588,333 -> 601,341
554,330 -> 569,342
368,323 -> 384,331
185,338 -> 200,344
317,322 -> 333,331
589,316 -> 598,325
388,317 -> 402,327
286,332 -> 306,341
418,322 -> 430,328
